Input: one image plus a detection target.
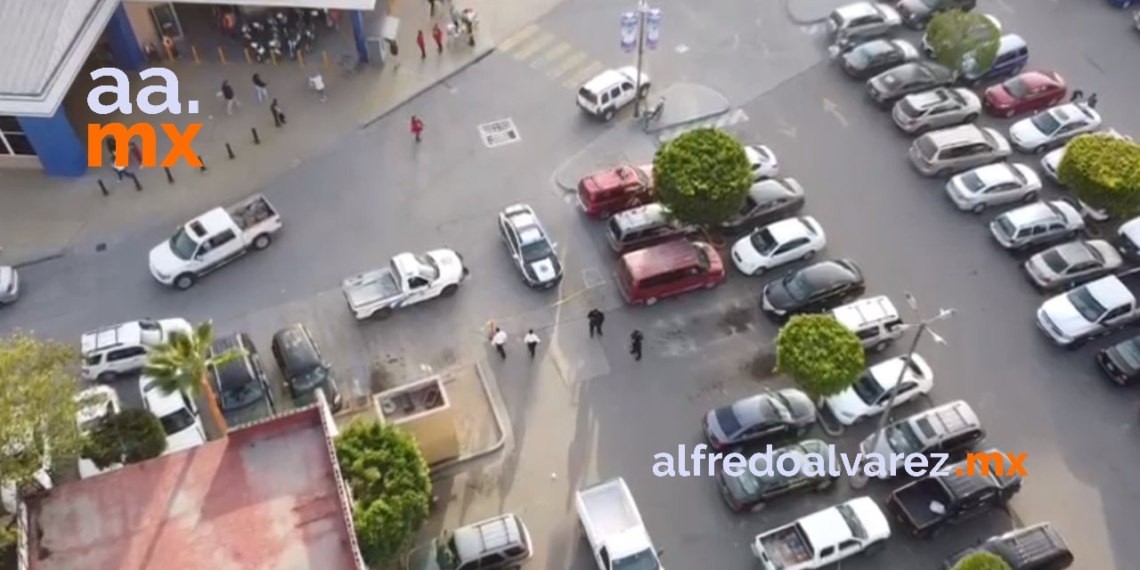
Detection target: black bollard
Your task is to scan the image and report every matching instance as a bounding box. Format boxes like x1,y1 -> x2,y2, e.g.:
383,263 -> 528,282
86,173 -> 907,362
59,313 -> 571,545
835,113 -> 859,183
98,179 -> 109,196
198,155 -> 208,173
165,167 -> 174,184
252,127 -> 260,144
226,143 -> 235,160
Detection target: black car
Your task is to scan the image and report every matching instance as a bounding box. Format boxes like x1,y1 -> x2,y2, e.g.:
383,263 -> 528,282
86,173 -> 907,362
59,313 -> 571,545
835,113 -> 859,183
270,324 -> 343,411
701,388 -> 817,450
716,439 -> 836,512
498,203 -> 563,289
719,178 -> 806,234
866,62 -> 955,108
209,332 -> 276,427
896,0 -> 976,29
839,39 -> 920,80
943,522 -> 1074,570
1096,335 -> 1140,386
760,259 -> 865,318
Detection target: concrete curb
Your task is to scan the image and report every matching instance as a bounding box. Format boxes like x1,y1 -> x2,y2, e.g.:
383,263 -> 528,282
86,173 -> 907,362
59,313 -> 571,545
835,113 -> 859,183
642,107 -> 731,135
784,0 -> 832,25
8,248 -> 68,269
360,49 -> 497,130
427,360 -> 511,474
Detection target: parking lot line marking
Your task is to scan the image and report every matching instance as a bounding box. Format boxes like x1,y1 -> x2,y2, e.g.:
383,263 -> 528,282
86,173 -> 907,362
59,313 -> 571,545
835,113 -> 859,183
531,42 -> 572,70
498,24 -> 541,53
512,32 -> 556,62
547,51 -> 587,79
562,61 -> 603,89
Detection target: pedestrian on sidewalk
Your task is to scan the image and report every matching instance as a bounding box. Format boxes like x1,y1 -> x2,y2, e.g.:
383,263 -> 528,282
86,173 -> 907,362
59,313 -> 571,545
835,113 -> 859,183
220,80 -> 240,115
112,162 -> 140,190
104,137 -> 118,161
411,115 -> 425,142
491,327 -> 508,359
524,329 -> 540,358
1087,93 -> 1098,109
427,0 -> 438,17
308,71 -> 327,102
270,98 -> 286,127
416,30 -> 427,59
587,308 -> 605,338
1070,89 -> 1084,103
129,141 -> 144,168
163,34 -> 179,60
630,330 -> 644,361
432,23 -> 444,53
252,73 -> 268,103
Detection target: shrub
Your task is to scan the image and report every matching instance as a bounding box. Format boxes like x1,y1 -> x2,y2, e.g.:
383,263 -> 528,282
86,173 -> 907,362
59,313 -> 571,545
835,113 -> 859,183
927,10 -> 1001,77
775,314 -> 865,400
82,409 -> 167,468
1058,134 -> 1140,218
653,128 -> 752,228
952,551 -> 1013,570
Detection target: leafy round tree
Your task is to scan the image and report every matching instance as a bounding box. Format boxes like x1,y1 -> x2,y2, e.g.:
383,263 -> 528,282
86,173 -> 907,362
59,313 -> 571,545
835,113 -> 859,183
775,314 -> 865,400
927,10 -> 1000,78
952,552 -> 1013,570
82,409 -> 167,469
1058,133 -> 1140,218
652,128 -> 752,227
335,421 -> 431,567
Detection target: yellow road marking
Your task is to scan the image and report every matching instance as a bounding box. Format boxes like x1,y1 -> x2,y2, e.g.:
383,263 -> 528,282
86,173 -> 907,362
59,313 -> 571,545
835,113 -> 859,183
530,42 -> 572,69
562,61 -> 604,89
547,50 -> 587,79
512,32 -> 556,61
498,23 -> 541,53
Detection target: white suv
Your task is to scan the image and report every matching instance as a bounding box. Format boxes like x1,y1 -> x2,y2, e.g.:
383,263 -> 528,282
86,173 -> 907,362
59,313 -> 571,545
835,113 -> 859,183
140,375 -> 207,454
81,318 -> 192,382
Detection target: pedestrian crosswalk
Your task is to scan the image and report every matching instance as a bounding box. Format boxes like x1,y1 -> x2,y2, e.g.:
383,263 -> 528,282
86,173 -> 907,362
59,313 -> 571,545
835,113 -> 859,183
497,23 -> 611,91
653,108 -> 751,145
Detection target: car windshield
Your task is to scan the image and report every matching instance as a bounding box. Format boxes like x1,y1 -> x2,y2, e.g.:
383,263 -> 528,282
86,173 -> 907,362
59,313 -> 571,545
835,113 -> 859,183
436,536 -> 461,570
1031,112 -> 1062,135
884,422 -> 923,454
695,246 -> 711,271
1066,287 -> 1107,322
735,470 -> 763,495
521,239 -> 553,262
995,216 -> 1017,239
296,365 -> 329,390
851,372 -> 885,405
219,381 -> 265,410
169,228 -> 199,260
715,406 -> 742,436
578,87 -> 597,105
837,504 -> 869,540
1115,339 -> 1140,370
1040,250 -> 1069,273
1003,77 -> 1029,99
612,549 -> 660,570
783,272 -> 814,301
159,408 -> 195,435
414,255 -> 442,280
750,229 -> 779,255
959,171 -> 986,192
851,44 -> 882,65
898,97 -> 922,118
915,136 -> 938,160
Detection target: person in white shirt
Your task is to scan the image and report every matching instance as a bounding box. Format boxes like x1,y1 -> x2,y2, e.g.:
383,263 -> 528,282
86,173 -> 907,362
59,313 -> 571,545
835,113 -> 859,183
491,328 -> 508,359
308,72 -> 326,102
523,329 -> 540,359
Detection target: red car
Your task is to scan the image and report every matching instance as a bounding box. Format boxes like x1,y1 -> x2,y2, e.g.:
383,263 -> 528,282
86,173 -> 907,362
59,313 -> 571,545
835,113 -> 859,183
576,164 -> 654,218
983,71 -> 1067,118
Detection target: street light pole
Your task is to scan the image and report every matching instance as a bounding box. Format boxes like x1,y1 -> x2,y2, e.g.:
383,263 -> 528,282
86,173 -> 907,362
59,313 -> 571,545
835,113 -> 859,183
850,293 -> 955,489
632,0 -> 648,118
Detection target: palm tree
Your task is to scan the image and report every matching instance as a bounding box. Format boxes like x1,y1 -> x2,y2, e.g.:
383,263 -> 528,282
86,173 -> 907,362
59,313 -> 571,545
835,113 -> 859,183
142,320 -> 241,436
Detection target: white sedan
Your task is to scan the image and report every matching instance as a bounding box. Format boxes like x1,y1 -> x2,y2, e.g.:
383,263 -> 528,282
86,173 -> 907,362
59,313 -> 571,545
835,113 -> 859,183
1009,102 -> 1102,154
745,144 -> 779,180
824,354 -> 934,426
730,216 -> 826,276
945,162 -> 1041,214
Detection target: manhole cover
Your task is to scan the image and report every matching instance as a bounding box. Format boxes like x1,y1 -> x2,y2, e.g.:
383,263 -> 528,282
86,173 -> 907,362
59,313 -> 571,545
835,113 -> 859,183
478,118 -> 521,148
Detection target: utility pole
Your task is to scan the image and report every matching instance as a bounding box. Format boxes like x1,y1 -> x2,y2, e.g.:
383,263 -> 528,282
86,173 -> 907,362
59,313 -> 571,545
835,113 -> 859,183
622,0 -> 660,118
850,292 -> 955,489
633,0 -> 646,117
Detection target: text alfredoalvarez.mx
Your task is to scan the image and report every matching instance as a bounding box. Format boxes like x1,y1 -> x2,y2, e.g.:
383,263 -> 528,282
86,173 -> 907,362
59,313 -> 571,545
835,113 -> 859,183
85,67 -> 203,168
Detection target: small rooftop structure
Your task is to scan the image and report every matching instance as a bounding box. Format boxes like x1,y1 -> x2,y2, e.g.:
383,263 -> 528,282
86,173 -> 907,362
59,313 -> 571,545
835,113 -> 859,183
26,406 -> 365,570
375,375 -> 459,466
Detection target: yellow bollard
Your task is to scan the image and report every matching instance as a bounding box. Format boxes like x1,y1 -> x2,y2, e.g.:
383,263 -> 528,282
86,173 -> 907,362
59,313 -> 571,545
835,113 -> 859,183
245,47 -> 253,64
299,51 -> 305,67
271,51 -> 278,65
191,45 -> 200,64
218,46 -> 227,64
323,50 -> 331,68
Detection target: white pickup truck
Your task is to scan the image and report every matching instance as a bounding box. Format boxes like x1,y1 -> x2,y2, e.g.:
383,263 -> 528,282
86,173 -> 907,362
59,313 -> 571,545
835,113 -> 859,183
576,477 -> 663,570
751,497 -> 890,570
1036,268 -> 1140,348
149,194 -> 282,290
342,250 -> 468,320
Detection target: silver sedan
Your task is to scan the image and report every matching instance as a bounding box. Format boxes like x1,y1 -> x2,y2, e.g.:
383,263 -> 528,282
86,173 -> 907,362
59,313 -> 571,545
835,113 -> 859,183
945,162 -> 1041,214
892,87 -> 981,135
1023,239 -> 1123,292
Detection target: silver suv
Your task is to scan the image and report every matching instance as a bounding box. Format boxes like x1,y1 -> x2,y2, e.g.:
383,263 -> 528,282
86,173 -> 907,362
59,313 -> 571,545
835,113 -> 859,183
909,124 -> 1011,177
990,200 -> 1084,251
81,318 -> 192,382
892,88 -> 981,135
406,514 -> 533,570
860,400 -> 986,479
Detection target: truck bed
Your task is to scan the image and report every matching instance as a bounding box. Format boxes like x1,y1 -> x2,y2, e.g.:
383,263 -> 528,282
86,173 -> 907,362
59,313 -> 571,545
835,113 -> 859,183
342,268 -> 402,309
577,479 -> 642,540
889,478 -> 948,531
228,194 -> 277,231
758,525 -> 813,567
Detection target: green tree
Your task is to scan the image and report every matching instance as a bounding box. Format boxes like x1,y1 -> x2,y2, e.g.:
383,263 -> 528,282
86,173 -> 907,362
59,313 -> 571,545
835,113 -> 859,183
0,332 -> 83,547
952,552 -> 1013,570
775,315 -> 865,400
652,128 -> 753,228
927,10 -> 1001,78
335,421 -> 431,567
81,409 -> 167,469
1058,133 -> 1140,218
142,320 -> 240,435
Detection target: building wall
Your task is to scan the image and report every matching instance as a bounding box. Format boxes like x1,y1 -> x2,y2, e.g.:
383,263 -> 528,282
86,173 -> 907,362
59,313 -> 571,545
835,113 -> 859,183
122,1 -> 164,49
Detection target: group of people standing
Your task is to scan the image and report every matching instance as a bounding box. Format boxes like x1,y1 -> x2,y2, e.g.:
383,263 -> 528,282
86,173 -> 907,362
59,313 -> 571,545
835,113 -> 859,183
489,308 -> 645,362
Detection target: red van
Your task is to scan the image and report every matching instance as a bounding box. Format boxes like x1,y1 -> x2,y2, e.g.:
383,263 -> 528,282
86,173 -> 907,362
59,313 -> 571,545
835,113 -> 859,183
617,239 -> 726,305
577,164 -> 654,218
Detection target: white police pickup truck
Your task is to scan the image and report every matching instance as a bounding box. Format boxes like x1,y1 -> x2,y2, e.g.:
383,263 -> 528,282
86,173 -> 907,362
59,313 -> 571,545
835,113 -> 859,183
341,250 -> 468,320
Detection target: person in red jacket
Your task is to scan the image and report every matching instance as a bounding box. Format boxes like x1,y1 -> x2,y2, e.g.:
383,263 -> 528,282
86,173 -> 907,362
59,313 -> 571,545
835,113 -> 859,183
410,115 -> 425,142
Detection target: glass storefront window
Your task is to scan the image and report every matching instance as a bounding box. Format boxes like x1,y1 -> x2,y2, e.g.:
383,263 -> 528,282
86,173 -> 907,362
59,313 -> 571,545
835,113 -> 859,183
0,115 -> 36,156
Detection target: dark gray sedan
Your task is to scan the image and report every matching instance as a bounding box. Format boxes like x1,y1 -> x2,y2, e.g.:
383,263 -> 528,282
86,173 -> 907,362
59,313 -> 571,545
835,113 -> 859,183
1023,239 -> 1123,292
716,439 -> 836,512
866,62 -> 955,108
839,39 -> 919,80
702,388 -> 816,450
718,178 -> 806,234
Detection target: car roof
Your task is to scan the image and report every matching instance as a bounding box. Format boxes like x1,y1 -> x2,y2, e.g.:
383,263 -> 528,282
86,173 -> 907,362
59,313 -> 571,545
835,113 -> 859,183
798,503 -> 856,548
1003,201 -> 1061,226
991,522 -> 1070,565
140,376 -> 187,417
928,124 -> 987,146
833,295 -> 899,328
452,514 -> 525,559
732,393 -> 783,428
621,239 -> 702,280
836,2 -> 879,19
582,68 -> 629,92
613,203 -> 670,231
81,322 -> 142,354
748,178 -> 800,201
1017,70 -> 1061,89
211,333 -> 257,391
798,260 -> 861,289
272,324 -> 320,370
971,163 -> 1017,186
766,217 -> 813,242
997,33 -> 1026,53
868,354 -> 928,388
1051,240 -> 1098,267
908,400 -> 979,443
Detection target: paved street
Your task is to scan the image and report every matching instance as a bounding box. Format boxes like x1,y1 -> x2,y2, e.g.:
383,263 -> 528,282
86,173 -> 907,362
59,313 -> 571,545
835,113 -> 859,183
3,0 -> 1139,568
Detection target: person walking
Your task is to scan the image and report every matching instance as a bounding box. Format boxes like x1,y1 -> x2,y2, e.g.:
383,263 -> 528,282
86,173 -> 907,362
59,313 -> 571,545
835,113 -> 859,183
221,80 -> 239,115
308,71 -> 327,102
270,98 -> 286,127
630,330 -> 644,361
491,327 -> 508,359
587,308 -> 605,338
1087,93 -> 1098,109
432,23 -> 444,53
1070,89 -> 1084,103
129,140 -> 143,167
252,73 -> 268,103
410,115 -> 425,142
416,29 -> 427,59
524,329 -> 540,359
427,0 -> 438,17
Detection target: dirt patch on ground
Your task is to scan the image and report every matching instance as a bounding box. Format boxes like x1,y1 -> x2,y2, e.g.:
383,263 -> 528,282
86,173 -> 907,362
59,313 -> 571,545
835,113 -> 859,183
746,347 -> 778,381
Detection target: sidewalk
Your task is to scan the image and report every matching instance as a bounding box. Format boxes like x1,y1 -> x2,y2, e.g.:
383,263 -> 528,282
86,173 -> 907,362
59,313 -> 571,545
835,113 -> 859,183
0,0 -> 562,268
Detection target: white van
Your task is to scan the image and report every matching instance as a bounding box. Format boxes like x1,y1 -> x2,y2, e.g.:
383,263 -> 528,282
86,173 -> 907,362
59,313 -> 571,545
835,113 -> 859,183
832,296 -> 904,352
576,66 -> 650,121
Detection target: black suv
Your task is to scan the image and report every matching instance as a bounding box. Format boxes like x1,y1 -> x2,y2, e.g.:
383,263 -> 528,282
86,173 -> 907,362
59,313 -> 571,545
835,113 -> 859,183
943,522 -> 1073,570
760,259 -> 866,319
271,324 -> 343,412
209,332 -> 276,427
